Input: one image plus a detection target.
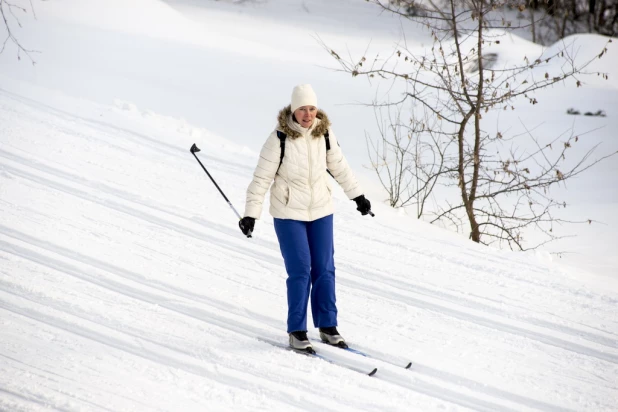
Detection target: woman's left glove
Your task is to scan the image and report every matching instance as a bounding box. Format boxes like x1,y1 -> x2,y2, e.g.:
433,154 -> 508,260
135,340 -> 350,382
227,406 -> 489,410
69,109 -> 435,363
353,195 -> 373,216
239,217 -> 255,237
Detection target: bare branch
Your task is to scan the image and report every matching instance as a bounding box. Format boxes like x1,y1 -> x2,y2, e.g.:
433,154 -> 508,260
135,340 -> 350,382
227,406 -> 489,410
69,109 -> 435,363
0,0 -> 39,64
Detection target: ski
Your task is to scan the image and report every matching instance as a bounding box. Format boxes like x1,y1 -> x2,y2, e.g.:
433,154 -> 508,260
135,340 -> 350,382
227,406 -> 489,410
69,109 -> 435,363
258,337 -> 378,376
319,341 -> 412,369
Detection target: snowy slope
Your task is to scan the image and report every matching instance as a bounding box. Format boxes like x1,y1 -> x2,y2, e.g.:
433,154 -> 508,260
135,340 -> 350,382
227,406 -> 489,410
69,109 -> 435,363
2,0 -> 616,276
1,0 -> 618,411
2,78 -> 617,412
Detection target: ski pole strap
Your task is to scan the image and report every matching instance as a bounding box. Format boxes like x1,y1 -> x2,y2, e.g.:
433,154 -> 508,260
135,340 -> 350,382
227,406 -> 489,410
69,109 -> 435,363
227,201 -> 242,220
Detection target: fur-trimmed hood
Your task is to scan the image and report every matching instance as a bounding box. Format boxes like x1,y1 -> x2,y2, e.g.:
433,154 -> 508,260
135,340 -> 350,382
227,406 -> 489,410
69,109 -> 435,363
276,105 -> 331,139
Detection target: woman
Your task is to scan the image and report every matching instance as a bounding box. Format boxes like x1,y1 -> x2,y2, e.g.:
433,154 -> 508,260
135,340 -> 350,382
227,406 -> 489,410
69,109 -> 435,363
239,84 -> 372,353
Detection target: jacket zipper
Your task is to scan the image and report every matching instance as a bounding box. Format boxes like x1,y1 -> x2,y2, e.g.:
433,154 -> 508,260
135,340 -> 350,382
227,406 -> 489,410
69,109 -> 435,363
306,131 -> 313,221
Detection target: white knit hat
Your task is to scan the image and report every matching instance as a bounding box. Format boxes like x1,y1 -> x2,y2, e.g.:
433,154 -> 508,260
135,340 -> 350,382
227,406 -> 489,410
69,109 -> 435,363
291,84 -> 318,112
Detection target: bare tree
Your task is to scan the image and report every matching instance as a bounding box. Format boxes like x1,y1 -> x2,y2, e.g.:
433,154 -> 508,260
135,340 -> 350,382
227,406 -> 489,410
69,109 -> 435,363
0,0 -> 38,63
365,101 -> 457,218
523,0 -> 617,45
327,0 -> 616,251
391,0 -> 616,44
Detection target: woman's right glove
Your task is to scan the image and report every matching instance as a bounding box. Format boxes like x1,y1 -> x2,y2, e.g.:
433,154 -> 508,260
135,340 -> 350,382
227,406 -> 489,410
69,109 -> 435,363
353,195 -> 372,216
239,216 -> 255,237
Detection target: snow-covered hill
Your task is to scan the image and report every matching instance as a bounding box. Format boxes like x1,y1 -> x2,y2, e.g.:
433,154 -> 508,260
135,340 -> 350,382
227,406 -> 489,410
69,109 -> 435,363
2,75 -> 617,411
1,1 -> 617,411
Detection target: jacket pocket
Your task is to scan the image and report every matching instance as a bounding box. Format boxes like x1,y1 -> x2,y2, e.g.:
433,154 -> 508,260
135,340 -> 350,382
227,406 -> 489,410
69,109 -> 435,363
285,184 -> 292,206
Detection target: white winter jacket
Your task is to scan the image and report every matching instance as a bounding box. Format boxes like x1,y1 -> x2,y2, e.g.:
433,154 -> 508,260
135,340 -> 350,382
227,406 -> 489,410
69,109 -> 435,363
244,106 -> 363,221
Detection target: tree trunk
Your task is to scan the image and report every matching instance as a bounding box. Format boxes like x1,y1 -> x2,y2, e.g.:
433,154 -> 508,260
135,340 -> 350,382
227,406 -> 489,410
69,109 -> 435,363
468,3 -> 484,244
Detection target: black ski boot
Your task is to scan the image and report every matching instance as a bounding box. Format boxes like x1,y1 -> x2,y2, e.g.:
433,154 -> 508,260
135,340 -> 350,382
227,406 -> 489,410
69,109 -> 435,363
319,327 -> 348,348
289,331 -> 315,354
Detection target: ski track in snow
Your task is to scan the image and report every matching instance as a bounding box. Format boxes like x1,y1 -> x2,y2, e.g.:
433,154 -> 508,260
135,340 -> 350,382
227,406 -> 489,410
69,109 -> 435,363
1,84 -> 617,412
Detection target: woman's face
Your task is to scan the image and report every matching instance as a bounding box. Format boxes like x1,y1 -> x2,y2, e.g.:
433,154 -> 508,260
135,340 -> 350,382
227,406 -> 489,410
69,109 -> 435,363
293,106 -> 317,128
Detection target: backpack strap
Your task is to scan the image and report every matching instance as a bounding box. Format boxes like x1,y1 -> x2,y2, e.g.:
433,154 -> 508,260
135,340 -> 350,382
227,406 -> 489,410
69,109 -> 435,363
276,130 -> 286,173
324,130 -> 334,178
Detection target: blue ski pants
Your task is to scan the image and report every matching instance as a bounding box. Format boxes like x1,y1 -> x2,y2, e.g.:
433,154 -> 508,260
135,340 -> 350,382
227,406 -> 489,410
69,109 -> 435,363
273,214 -> 338,333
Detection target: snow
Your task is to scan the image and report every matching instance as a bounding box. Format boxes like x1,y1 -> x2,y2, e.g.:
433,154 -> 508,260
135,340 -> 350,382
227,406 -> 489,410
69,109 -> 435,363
1,0 -> 617,411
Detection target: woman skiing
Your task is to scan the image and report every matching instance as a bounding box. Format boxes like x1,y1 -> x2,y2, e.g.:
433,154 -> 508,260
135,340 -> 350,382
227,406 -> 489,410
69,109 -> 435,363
239,84 -> 373,353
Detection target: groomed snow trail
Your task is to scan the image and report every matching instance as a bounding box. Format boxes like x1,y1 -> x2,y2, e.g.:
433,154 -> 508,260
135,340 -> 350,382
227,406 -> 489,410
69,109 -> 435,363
1,82 -> 617,411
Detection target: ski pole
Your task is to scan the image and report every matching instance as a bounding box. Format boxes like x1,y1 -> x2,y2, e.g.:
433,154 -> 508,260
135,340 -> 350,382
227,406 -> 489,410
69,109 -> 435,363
190,143 -> 251,238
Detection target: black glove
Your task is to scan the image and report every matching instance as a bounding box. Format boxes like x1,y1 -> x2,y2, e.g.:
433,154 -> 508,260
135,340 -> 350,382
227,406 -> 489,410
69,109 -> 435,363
353,195 -> 372,216
239,217 -> 255,237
